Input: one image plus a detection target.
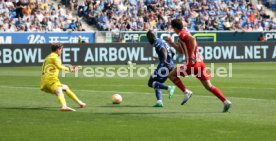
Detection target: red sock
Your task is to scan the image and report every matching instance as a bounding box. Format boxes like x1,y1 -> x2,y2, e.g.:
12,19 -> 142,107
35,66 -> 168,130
210,86 -> 226,102
172,77 -> 186,92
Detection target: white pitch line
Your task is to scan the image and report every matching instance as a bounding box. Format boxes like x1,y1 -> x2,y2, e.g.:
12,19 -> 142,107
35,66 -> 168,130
6,84 -> 276,90
0,85 -> 276,102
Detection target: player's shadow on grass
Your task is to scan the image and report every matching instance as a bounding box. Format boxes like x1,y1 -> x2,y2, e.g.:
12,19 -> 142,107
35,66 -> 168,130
182,111 -> 223,114
0,107 -> 58,111
97,105 -> 153,108
95,112 -> 180,115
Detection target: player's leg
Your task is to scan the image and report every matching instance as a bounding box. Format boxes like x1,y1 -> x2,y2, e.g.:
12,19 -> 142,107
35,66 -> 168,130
149,69 -> 176,99
200,80 -> 226,101
168,65 -> 193,105
153,88 -> 163,107
197,64 -> 231,112
200,80 -> 231,112
62,84 -> 86,108
55,87 -> 76,112
148,75 -> 168,90
42,81 -> 75,111
148,76 -> 164,107
168,65 -> 187,92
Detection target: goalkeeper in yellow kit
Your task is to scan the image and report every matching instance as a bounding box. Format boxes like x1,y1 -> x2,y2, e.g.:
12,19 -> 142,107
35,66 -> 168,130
40,44 -> 86,112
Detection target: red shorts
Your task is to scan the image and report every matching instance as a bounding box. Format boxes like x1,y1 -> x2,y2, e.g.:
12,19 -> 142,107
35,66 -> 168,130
174,62 -> 211,81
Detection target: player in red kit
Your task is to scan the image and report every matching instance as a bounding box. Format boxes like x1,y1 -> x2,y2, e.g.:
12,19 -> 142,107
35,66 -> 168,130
165,19 -> 232,112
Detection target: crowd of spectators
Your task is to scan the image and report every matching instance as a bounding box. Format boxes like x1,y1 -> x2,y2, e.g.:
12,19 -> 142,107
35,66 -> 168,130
78,0 -> 276,31
262,0 -> 276,10
0,0 -> 84,32
1,0 -> 275,32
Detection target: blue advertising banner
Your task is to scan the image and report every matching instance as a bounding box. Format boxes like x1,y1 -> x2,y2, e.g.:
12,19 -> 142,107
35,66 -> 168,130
0,32 -> 95,44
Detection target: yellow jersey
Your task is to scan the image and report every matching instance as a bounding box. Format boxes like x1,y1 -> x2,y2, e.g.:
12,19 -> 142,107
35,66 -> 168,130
40,52 -> 69,93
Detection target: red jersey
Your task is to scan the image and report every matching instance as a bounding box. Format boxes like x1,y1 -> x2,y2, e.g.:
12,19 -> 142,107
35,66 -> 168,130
178,29 -> 202,65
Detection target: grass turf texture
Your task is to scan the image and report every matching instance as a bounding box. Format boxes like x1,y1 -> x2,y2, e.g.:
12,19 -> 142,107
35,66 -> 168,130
0,62 -> 276,141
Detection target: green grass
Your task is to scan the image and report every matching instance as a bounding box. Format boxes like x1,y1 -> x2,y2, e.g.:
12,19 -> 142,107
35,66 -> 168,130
0,63 -> 276,141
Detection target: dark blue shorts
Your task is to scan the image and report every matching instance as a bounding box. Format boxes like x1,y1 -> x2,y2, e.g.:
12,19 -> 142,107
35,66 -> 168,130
151,64 -> 174,83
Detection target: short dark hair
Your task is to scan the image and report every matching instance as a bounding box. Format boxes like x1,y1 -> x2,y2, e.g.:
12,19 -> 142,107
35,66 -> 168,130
171,19 -> 183,30
51,44 -> 63,52
146,30 -> 156,45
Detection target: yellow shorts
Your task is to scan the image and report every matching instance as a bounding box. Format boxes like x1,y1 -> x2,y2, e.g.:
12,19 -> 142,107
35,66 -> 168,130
40,81 -> 63,94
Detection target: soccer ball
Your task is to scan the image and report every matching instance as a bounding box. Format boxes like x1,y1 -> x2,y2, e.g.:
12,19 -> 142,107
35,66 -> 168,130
112,94 -> 122,104
127,60 -> 132,65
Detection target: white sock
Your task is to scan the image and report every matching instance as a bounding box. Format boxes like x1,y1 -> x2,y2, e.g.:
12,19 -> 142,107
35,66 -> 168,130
224,100 -> 231,104
157,100 -> 162,103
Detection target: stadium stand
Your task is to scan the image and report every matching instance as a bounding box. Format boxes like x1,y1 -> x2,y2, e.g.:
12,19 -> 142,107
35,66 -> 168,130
0,0 -> 85,32
73,0 -> 276,31
0,0 -> 275,32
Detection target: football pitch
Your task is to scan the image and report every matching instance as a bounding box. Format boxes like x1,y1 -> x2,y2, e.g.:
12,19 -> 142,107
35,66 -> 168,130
0,62 -> 276,141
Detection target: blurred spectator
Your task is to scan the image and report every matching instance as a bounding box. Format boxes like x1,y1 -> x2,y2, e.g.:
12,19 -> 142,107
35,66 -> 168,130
0,24 -> 4,32
263,0 -> 276,10
259,32 -> 266,41
16,0 -> 25,18
70,0 -> 78,10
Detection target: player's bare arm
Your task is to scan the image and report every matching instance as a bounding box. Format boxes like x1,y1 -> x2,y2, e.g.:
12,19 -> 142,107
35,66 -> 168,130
69,66 -> 82,72
165,37 -> 183,54
188,35 -> 197,64
160,47 -> 170,68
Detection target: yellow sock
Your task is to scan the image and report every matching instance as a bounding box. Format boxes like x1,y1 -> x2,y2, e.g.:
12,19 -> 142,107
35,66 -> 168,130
65,89 -> 80,103
57,94 -> 67,107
